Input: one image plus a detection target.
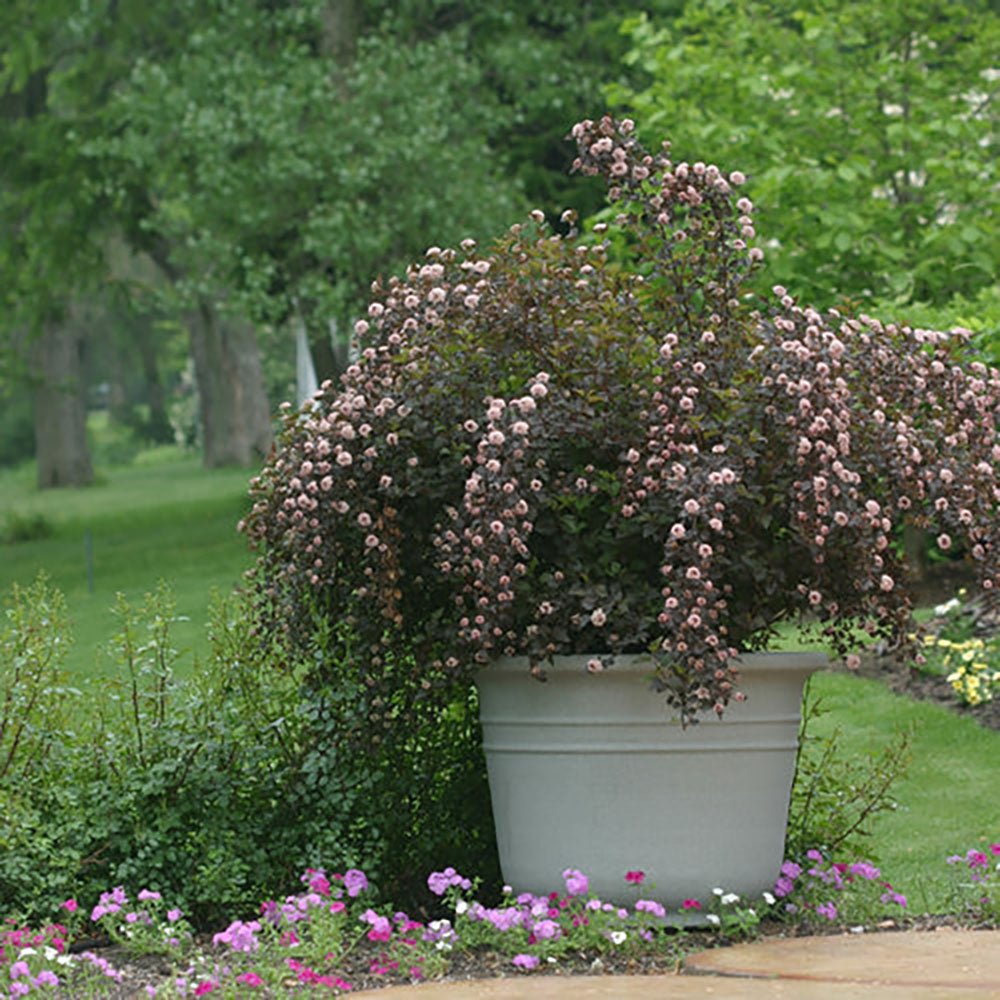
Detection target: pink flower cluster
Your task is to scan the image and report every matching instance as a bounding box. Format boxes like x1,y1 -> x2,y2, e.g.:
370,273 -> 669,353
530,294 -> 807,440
775,849 -> 908,921
244,114 -> 1000,723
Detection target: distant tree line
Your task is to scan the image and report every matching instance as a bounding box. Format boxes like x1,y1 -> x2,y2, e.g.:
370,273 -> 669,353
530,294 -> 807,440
2,0 -> 995,487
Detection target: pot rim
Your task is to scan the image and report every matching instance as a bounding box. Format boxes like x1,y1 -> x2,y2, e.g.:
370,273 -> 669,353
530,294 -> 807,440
483,650 -> 829,675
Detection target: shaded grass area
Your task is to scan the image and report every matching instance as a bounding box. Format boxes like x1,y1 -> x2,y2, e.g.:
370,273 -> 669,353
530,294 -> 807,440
803,669 -> 998,912
0,450 -> 257,679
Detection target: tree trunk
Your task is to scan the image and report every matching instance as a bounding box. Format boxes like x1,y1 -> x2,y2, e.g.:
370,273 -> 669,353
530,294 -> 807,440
31,322 -> 94,488
188,303 -> 273,467
309,316 -> 352,385
135,316 -> 173,443
320,0 -> 362,65
903,523 -> 931,584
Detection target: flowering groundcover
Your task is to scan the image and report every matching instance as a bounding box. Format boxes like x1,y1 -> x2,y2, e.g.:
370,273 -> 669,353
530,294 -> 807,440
2,845 -> 998,997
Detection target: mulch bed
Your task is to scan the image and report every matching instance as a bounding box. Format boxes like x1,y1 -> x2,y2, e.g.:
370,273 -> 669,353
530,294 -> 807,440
854,650 -> 999,732
850,585 -> 1000,732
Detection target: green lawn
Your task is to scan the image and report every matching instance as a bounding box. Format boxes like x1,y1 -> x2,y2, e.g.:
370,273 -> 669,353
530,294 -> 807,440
803,670 -> 998,912
0,448 -> 257,679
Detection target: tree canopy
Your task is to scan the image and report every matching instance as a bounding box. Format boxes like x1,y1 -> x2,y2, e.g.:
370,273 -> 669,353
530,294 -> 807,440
1,0 -> 646,383
609,0 -> 999,306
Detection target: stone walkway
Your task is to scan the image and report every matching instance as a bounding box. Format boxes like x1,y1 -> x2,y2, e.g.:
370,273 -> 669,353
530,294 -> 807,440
351,929 -> 1000,999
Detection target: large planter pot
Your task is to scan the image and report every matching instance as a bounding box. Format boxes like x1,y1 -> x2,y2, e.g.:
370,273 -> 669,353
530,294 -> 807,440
475,652 -> 826,911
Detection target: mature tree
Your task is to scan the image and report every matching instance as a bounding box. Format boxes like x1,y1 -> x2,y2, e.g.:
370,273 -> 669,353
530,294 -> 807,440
609,0 -> 999,306
3,0 -> 682,479
91,0 -> 670,391
94,4 -> 525,388
2,4 -> 287,469
368,1 -> 656,223
30,316 -> 93,488
0,0 -> 106,485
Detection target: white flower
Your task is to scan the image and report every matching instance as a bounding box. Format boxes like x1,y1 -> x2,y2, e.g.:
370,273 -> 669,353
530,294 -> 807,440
934,598 -> 960,616
712,887 -> 724,896
762,891 -> 776,905
609,930 -> 627,945
455,900 -> 469,915
721,893 -> 740,905
705,914 -> 721,926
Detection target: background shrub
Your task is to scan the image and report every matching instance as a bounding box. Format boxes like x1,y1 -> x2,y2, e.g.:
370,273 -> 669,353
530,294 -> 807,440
0,390 -> 34,470
2,512 -> 53,545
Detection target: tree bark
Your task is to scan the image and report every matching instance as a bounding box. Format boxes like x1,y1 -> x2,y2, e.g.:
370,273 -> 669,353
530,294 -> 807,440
188,303 -> 273,467
30,321 -> 94,488
320,0 -> 362,65
134,316 -> 173,442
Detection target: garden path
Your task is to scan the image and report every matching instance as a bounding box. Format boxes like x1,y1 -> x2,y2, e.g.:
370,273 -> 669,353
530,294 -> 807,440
350,929 -> 1000,998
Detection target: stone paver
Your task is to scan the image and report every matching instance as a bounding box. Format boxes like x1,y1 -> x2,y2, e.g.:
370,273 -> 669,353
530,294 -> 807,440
349,930 -> 1000,999
684,928 -> 1000,992
351,975 -> 989,998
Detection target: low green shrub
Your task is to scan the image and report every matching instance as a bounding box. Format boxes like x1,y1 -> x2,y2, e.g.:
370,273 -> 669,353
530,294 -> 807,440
255,588 -> 500,909
0,577 -> 81,916
0,576 -> 497,926
785,679 -> 912,860
2,511 -> 54,545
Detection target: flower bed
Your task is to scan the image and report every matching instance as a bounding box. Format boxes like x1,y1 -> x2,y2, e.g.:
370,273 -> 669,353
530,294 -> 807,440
854,590 -> 1000,730
3,847 -> 997,997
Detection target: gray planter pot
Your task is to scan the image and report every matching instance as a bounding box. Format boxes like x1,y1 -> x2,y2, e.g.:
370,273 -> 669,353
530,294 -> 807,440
475,652 -> 826,912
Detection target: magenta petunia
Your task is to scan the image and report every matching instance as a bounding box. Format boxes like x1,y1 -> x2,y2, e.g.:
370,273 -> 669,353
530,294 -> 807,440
562,868 -> 589,896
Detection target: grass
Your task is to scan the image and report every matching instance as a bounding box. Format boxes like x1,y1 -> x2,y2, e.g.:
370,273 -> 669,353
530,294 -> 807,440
803,670 -> 998,911
0,446 -> 257,679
